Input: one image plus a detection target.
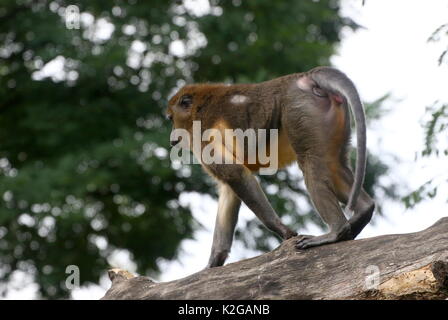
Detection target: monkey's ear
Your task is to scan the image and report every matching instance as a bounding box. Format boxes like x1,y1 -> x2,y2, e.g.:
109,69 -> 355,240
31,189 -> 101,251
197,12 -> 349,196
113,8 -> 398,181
179,95 -> 193,109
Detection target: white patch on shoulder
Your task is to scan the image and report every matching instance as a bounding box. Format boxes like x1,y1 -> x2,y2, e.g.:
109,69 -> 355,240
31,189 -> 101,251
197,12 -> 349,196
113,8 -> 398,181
230,94 -> 248,104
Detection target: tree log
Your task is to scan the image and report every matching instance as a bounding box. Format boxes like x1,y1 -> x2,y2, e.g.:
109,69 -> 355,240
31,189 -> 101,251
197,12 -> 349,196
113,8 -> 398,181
102,217 -> 448,300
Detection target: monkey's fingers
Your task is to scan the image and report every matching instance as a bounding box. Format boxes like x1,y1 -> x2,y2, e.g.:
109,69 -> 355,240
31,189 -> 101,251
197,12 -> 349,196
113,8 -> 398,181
295,235 -> 318,250
295,234 -> 311,241
296,233 -> 346,250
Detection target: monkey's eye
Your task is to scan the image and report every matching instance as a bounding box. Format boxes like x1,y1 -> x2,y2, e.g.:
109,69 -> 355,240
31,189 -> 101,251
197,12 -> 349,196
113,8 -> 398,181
179,95 -> 193,108
166,114 -> 173,121
312,86 -> 327,98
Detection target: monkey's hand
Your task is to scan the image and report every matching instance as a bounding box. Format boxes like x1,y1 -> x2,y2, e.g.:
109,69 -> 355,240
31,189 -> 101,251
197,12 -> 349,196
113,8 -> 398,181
282,228 -> 298,240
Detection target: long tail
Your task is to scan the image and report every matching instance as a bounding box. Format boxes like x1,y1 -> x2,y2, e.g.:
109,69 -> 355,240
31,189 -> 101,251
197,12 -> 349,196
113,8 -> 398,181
309,66 -> 366,211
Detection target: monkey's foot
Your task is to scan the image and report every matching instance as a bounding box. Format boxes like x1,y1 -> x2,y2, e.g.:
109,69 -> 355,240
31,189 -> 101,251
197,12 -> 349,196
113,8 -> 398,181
295,224 -> 352,250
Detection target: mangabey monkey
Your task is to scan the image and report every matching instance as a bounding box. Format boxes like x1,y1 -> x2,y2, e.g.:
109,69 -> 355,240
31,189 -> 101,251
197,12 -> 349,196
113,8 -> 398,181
166,67 -> 375,268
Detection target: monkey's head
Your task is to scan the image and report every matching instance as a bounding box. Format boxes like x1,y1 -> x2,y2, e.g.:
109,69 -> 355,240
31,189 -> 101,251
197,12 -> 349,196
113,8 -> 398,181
166,85 -> 197,147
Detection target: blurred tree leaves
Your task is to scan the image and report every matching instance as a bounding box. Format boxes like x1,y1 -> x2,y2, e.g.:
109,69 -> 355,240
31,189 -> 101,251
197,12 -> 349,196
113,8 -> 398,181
403,101 -> 448,209
0,0 -> 397,298
403,23 -> 448,209
428,22 -> 448,65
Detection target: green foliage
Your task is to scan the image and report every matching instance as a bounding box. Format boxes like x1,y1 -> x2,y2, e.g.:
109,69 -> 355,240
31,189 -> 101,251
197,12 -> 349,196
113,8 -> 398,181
403,101 -> 448,209
403,22 -> 448,209
403,181 -> 438,209
422,103 -> 448,157
428,23 -> 448,65
0,0 -> 396,298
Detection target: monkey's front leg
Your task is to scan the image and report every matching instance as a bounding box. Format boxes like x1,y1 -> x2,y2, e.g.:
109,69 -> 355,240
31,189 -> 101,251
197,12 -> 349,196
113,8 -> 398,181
207,183 -> 241,268
212,165 -> 296,240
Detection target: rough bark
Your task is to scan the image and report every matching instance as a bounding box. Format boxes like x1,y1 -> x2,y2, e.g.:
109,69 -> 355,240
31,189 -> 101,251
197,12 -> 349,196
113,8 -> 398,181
102,217 -> 448,300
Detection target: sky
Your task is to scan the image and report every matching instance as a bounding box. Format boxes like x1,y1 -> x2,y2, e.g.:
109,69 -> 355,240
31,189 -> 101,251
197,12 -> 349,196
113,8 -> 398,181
5,0 -> 448,299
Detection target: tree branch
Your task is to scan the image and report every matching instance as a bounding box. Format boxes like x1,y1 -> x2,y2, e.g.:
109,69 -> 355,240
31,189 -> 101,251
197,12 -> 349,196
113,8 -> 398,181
102,218 -> 448,300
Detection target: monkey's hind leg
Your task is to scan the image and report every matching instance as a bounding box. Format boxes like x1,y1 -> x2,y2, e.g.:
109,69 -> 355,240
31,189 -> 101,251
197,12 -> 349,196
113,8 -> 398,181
334,166 -> 375,239
295,156 -> 353,250
207,183 -> 241,268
